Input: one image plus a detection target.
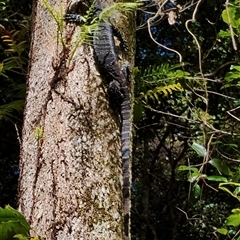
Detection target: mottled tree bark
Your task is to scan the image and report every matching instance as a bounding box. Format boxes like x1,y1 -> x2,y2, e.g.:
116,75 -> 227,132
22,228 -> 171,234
18,0 -> 134,239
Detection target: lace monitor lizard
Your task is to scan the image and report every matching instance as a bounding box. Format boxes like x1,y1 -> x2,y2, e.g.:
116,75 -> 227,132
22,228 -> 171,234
65,1 -> 131,238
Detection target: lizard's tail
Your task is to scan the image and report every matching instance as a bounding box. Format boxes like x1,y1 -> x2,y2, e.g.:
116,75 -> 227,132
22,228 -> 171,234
121,97 -> 131,239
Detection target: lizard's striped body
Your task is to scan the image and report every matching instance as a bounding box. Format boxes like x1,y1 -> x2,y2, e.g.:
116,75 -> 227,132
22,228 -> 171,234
94,20 -> 131,240
65,1 -> 131,238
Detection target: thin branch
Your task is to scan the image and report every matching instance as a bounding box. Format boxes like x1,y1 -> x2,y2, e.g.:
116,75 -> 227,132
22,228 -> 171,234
227,111 -> 240,122
149,106 -> 239,136
225,0 -> 237,50
203,121 -> 239,135
203,179 -> 218,192
147,0 -> 183,62
216,149 -> 240,162
149,107 -> 200,123
176,207 -> 200,221
186,82 -> 208,105
203,61 -> 238,77
15,124 -> 21,146
144,76 -> 222,84
227,105 -> 240,122
184,0 -> 210,127
199,133 -> 214,173
195,88 -> 236,100
185,0 -> 204,76
231,229 -> 240,240
134,122 -> 160,130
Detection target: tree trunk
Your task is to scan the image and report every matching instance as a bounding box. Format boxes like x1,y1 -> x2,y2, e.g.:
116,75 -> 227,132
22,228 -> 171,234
18,0 -> 134,239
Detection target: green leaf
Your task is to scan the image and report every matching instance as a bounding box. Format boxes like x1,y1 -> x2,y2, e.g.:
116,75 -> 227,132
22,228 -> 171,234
218,29 -> 231,38
187,172 -> 200,182
221,83 -> 234,89
226,210 -> 240,227
222,7 -> 239,28
187,172 -> 206,183
0,205 -> 30,240
34,126 -> 43,140
234,187 -> 240,196
219,182 -> 240,201
190,184 -> 201,203
232,65 -> 240,72
191,142 -> 206,157
13,234 -> 29,240
209,159 -> 232,176
175,69 -> 190,78
225,72 -> 240,81
216,228 -> 228,235
178,165 -> 198,172
232,208 -> 240,214
207,175 -> 228,182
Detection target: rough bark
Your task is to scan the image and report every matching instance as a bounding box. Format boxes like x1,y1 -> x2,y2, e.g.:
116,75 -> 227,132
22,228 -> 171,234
18,0 -> 134,239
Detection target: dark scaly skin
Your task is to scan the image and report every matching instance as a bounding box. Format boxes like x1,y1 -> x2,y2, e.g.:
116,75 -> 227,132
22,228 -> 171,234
93,13 -> 131,239
94,27 -> 131,236
65,1 -> 131,238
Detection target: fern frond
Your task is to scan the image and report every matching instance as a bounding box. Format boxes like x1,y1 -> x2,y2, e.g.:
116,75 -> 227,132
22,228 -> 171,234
40,0 -> 64,30
0,62 -> 9,78
0,26 -> 28,75
0,100 -> 24,121
40,0 -> 65,46
138,64 -> 170,81
99,2 -> 142,21
0,26 -> 14,50
69,2 -> 140,60
138,63 -> 190,83
14,84 -> 26,99
69,23 -> 98,61
138,83 -> 184,104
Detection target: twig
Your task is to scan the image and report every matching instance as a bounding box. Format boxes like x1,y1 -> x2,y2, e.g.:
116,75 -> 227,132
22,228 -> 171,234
147,0 -> 183,62
15,124 -> 21,146
225,0 -> 237,50
227,105 -> 240,122
231,229 -> 240,240
216,149 -> 240,162
203,61 -> 238,77
149,107 -> 200,123
186,82 -> 208,104
185,0 -> 204,76
195,88 -> 236,100
203,179 -> 218,192
199,133 -> 214,173
176,207 -> 200,221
